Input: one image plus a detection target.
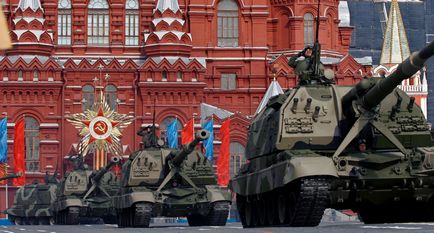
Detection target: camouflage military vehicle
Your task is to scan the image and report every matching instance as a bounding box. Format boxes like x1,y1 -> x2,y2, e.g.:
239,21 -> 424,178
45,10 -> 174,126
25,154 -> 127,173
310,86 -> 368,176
52,155 -> 121,225
113,129 -> 231,228
5,172 -> 58,225
229,34 -> 434,226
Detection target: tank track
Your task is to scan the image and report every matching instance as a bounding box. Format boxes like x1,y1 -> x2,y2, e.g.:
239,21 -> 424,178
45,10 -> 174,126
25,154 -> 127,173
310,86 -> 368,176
237,177 -> 330,228
289,177 -> 329,226
9,216 -> 54,225
117,202 -> 152,228
54,207 -> 80,225
187,201 -> 230,226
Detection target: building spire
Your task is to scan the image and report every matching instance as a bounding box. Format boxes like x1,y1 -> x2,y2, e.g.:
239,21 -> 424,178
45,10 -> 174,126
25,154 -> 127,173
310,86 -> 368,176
16,0 -> 43,12
379,0 -> 410,64
156,0 -> 180,13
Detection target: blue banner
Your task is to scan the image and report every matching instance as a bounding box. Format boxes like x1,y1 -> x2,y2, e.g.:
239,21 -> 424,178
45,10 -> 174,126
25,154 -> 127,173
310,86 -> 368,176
203,120 -> 214,161
0,118 -> 7,163
167,120 -> 178,149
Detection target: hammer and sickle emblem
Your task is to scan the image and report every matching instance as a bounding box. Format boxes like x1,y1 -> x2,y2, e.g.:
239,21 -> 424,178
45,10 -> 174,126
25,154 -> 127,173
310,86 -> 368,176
95,122 -> 107,133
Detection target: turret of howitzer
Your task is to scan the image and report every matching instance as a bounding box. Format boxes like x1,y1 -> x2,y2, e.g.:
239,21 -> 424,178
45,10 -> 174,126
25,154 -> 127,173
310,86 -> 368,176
170,130 -> 210,167
91,156 -> 121,182
0,172 -> 22,182
343,40 -> 434,118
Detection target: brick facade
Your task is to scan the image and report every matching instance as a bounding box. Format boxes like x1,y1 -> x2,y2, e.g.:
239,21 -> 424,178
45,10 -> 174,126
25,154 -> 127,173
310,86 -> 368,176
0,0 -> 370,184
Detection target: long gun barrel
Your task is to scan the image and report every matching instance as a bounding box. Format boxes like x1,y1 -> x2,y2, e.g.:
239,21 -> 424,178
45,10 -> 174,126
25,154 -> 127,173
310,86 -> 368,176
171,130 -> 210,167
91,156 -> 121,182
0,172 -> 22,182
361,40 -> 434,110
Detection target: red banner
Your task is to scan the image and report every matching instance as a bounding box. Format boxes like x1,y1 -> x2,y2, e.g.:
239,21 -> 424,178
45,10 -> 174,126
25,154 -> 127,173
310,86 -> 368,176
217,119 -> 230,186
181,118 -> 194,145
13,118 -> 25,186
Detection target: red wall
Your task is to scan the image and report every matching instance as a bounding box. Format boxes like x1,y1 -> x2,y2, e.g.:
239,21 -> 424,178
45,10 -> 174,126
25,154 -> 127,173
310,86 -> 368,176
0,0 -> 370,187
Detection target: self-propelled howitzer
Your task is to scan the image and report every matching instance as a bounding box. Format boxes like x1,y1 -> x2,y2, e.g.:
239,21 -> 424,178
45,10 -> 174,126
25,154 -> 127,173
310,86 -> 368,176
230,40 -> 434,227
113,129 -> 231,228
5,172 -> 58,225
52,156 -> 121,225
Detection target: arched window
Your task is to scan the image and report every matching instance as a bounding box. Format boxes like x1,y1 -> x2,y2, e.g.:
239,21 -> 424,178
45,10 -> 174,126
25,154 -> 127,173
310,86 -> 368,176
162,71 -> 168,81
230,142 -> 246,178
105,84 -> 117,110
193,71 -> 198,81
176,71 -> 183,81
18,70 -> 23,81
217,0 -> 238,47
33,70 -> 39,81
160,117 -> 182,146
58,0 -> 72,45
2,69 -> 8,80
304,13 -> 314,46
25,116 -> 40,172
125,0 -> 139,45
88,0 -> 109,45
82,85 -> 95,111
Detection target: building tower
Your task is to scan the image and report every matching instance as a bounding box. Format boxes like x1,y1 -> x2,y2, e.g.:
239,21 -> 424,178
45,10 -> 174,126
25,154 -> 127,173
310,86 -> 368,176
139,0 -> 207,130
9,0 -> 54,55
373,0 -> 428,117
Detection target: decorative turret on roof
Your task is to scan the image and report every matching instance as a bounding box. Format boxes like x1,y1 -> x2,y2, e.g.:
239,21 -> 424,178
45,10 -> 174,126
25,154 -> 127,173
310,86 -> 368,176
144,0 -> 192,57
8,0 -> 53,55
155,0 -> 180,13
16,0 -> 43,12
379,0 -> 410,64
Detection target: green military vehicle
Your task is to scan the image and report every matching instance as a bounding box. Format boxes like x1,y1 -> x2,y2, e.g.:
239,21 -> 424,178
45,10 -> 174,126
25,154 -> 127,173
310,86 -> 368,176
113,129 -> 231,228
229,33 -> 434,226
52,155 -> 121,225
5,172 -> 58,225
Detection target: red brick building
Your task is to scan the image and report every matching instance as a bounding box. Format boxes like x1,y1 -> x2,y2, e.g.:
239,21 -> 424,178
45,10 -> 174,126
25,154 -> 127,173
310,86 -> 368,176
0,0 -> 371,188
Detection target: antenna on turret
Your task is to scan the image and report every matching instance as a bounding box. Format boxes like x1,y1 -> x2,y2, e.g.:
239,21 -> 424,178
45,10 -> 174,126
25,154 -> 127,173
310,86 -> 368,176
313,0 -> 322,80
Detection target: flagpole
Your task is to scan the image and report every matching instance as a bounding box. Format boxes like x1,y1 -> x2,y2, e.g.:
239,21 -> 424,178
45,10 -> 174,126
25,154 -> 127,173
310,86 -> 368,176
3,115 -> 8,218
175,115 -> 178,148
5,176 -> 8,219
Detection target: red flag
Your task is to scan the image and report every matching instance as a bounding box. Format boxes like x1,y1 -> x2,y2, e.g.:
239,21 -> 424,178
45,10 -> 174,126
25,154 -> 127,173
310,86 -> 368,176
181,118 -> 194,145
217,119 -> 230,186
13,118 -> 25,186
